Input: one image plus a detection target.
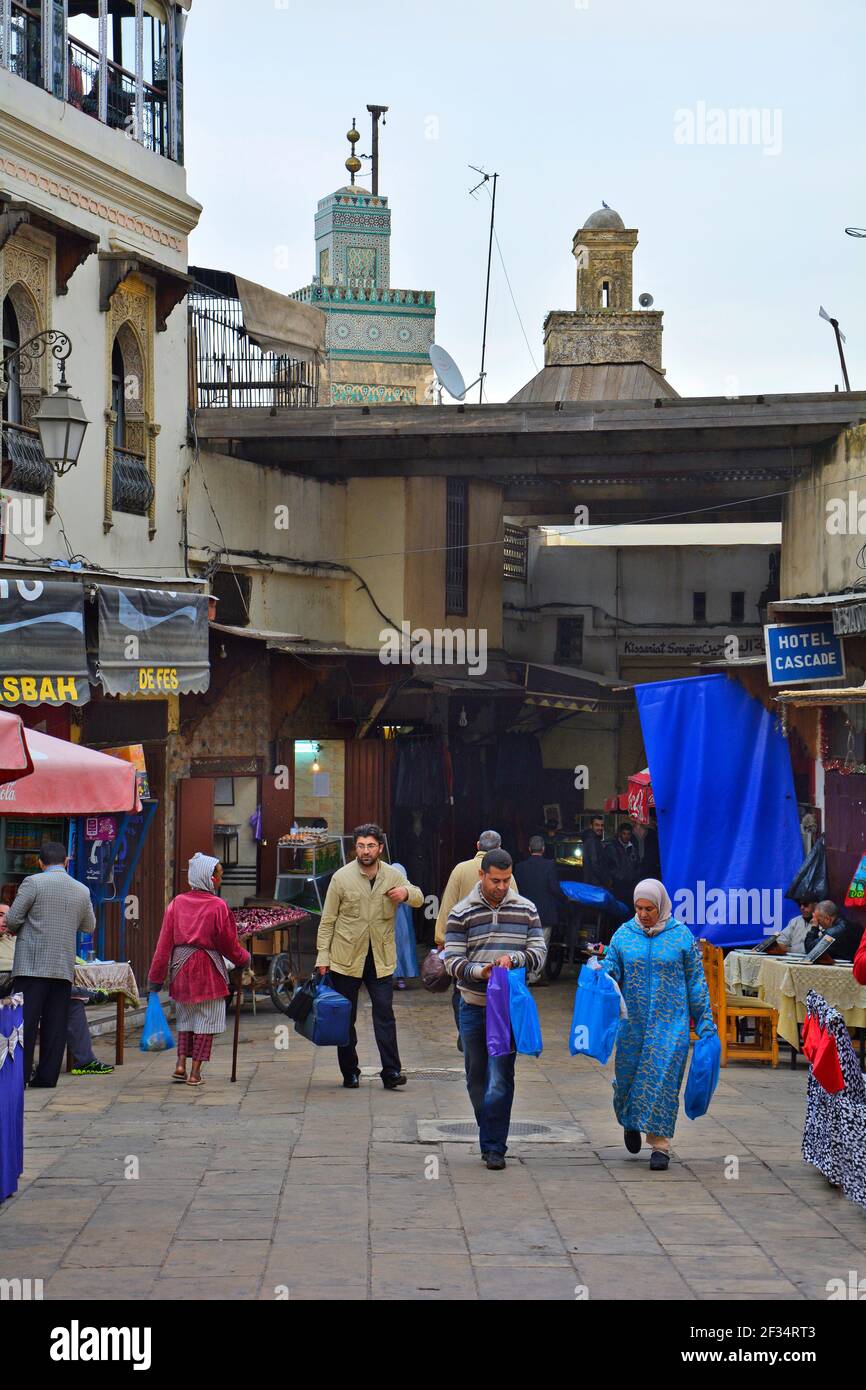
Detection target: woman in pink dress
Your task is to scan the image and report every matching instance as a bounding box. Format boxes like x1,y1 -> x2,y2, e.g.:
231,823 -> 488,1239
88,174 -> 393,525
148,853 -> 250,1087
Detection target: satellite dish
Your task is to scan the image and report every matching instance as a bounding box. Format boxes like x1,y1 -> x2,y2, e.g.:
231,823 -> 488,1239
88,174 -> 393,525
638,292 -> 654,308
429,344 -> 467,401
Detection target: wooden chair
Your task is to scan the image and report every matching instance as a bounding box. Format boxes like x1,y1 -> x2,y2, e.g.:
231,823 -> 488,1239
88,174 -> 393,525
699,939 -> 779,1066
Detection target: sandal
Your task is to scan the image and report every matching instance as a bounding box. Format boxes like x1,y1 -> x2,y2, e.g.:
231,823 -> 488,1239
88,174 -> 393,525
186,1075 -> 205,1087
172,1070 -> 188,1083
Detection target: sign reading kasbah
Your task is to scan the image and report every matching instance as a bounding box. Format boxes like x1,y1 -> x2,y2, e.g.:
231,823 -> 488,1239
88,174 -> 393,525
0,676 -> 83,705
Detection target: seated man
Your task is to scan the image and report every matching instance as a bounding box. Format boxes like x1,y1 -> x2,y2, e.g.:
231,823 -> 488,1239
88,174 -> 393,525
67,988 -> 114,1076
804,900 -> 865,962
759,899 -> 816,954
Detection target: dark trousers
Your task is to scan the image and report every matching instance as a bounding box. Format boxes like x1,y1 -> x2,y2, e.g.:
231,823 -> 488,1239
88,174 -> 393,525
452,979 -> 461,1033
459,997 -> 516,1156
328,949 -> 401,1080
16,975 -> 72,1087
67,997 -> 96,1067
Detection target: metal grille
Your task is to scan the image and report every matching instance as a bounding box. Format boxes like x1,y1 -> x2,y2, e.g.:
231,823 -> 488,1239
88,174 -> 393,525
430,1121 -> 553,1138
360,1066 -> 464,1080
189,277 -> 319,411
1,422 -> 52,495
503,523 -> 528,582
112,446 -> 154,515
445,477 -> 468,615
9,1 -> 41,85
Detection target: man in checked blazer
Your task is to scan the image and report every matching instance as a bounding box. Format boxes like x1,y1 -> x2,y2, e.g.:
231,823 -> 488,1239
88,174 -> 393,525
5,841 -> 96,1088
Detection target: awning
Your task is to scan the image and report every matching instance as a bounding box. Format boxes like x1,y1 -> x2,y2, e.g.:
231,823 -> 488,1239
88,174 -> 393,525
509,661 -> 630,712
0,579 -> 89,706
235,276 -> 326,363
775,685 -> 866,707
0,728 -> 140,814
0,711 -> 34,784
96,587 -> 210,696
769,592 -> 866,617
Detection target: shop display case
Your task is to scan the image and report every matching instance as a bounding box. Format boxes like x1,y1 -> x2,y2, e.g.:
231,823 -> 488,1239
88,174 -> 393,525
0,817 -> 67,892
274,835 -> 345,912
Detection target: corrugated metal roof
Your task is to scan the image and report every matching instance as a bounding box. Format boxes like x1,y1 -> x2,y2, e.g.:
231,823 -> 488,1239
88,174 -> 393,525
771,592 -> 866,611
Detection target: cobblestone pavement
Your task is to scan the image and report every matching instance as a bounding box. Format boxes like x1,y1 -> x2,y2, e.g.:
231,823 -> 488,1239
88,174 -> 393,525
3,978 -> 866,1301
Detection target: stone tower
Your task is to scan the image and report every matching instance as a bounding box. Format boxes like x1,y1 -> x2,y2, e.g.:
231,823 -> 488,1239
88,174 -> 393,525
543,205 -> 664,372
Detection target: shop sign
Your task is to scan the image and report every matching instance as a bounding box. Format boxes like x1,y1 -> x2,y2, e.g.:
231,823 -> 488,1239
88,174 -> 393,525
96,587 -> 210,697
85,815 -> 117,841
0,579 -> 89,706
764,621 -> 846,686
833,603 -> 866,637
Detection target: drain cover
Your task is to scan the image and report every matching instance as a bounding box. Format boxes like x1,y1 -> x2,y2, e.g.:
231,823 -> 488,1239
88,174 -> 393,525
417,1119 -> 586,1144
360,1066 -> 464,1080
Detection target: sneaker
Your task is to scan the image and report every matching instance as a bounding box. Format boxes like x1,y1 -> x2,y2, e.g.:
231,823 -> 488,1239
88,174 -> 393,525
485,1153 -> 506,1171
71,1060 -> 115,1076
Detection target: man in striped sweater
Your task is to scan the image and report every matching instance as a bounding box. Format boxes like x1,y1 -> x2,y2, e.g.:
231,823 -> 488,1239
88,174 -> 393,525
444,849 -> 546,1170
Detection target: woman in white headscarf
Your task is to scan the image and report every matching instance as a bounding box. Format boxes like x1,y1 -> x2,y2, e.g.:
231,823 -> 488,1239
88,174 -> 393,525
147,853 -> 250,1087
600,878 -> 716,1170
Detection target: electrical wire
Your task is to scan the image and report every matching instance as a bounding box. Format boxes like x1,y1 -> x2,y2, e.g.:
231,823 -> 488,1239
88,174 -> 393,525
485,180 -> 538,375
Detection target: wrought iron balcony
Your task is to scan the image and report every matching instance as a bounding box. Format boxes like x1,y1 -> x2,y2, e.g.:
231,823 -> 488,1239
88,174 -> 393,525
1,421 -> 53,495
112,445 -> 154,516
189,276 -> 319,411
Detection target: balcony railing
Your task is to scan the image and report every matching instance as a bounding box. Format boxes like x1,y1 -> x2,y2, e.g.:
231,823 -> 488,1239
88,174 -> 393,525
189,277 -> 319,411
292,284 -> 435,309
1,421 -> 52,495
112,446 -> 153,516
66,34 -> 169,158
8,2 -> 41,86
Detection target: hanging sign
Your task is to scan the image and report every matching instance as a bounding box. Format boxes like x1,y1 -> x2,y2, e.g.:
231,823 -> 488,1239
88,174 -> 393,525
764,621 -> 846,686
0,579 -> 89,705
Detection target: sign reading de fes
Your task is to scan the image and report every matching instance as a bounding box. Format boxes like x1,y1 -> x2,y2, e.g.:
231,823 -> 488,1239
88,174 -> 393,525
764,621 -> 846,687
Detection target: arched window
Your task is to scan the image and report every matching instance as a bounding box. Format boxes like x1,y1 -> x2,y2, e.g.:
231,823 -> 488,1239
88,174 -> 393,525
111,339 -> 126,446
1,298 -> 22,426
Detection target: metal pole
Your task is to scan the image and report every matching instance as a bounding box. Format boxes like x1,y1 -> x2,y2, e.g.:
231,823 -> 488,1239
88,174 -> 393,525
479,172 -> 498,404
831,319 -> 851,391
366,105 -> 388,196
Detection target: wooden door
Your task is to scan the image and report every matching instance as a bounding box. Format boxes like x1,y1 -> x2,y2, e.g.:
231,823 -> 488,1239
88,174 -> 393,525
344,739 -> 393,836
174,777 -> 215,896
260,760 -> 294,902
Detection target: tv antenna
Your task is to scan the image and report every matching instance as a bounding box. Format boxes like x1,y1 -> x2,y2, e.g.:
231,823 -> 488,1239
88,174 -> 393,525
819,305 -> 851,391
469,165 -> 499,403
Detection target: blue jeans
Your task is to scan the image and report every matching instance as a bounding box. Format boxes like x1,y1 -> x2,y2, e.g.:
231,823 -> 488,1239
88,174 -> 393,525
459,997 -> 516,1156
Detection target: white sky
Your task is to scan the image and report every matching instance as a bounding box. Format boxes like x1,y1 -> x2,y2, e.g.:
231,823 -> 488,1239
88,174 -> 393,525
184,0 -> 866,405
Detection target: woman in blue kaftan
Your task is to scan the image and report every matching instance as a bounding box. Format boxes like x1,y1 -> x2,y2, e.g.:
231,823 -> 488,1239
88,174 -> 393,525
602,878 -> 715,1171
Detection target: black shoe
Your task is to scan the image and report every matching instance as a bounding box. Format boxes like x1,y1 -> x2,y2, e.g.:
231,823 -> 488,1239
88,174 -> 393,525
457,1034 -> 464,1053
649,1150 -> 670,1171
624,1129 -> 642,1154
381,1072 -> 407,1090
480,1150 -> 489,1163
342,1071 -> 361,1089
485,1153 -> 506,1170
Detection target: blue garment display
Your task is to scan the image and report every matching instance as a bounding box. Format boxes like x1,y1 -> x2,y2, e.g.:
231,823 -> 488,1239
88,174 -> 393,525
391,862 -> 419,979
684,1033 -> 722,1120
560,881 -> 632,920
0,999 -> 24,1202
635,674 -> 803,948
602,918 -> 715,1139
507,968 -> 543,1056
569,962 -> 621,1063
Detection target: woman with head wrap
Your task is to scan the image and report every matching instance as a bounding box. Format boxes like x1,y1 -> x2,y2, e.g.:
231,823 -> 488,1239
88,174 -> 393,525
600,878 -> 716,1170
147,853 -> 250,1086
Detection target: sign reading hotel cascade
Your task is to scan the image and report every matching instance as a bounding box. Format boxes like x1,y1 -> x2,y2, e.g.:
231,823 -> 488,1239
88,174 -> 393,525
764,620 -> 846,686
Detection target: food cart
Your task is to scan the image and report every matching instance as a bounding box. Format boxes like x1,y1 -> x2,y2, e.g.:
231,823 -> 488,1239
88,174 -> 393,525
232,903 -> 313,1013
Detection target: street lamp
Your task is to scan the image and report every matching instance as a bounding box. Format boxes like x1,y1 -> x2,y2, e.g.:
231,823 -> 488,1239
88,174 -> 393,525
0,330 -> 89,476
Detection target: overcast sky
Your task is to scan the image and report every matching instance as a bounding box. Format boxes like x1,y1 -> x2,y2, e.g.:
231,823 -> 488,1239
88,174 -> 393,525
184,0 -> 865,404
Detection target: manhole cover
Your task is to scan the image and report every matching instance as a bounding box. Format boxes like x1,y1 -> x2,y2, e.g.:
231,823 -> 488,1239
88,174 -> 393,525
360,1067 -> 464,1080
417,1120 -> 586,1144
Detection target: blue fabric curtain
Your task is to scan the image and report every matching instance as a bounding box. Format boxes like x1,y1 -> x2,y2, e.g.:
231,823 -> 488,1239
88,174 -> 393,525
635,674 -> 803,948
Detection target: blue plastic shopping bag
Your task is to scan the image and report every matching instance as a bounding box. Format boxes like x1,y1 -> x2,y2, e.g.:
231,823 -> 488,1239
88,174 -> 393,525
486,966 -> 513,1057
507,967 -> 543,1056
139,991 -> 175,1052
569,962 -> 620,1063
684,1033 -> 721,1120
294,974 -> 352,1047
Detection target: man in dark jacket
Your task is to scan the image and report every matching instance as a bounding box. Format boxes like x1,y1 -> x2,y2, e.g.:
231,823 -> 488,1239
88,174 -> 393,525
602,822 -> 639,909
514,837 -> 570,986
804,900 -> 865,962
581,815 -> 607,888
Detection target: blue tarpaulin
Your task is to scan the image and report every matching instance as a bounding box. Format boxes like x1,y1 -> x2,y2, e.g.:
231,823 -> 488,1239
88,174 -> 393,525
561,880 -> 632,921
634,674 -> 803,948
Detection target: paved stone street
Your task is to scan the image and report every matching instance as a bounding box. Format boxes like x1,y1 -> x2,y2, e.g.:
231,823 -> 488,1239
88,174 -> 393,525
3,978 -> 866,1302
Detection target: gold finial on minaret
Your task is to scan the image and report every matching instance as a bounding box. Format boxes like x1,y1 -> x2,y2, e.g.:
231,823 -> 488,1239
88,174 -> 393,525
345,118 -> 362,184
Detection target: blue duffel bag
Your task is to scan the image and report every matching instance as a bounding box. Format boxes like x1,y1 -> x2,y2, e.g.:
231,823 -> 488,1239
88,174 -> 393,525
294,973 -> 352,1047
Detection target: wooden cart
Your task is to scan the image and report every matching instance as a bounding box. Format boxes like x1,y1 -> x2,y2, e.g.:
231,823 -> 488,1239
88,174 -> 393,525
233,906 -> 313,1014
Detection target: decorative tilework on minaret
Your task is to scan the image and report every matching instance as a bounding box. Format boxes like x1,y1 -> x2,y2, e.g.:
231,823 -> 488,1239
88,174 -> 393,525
290,117 -> 436,406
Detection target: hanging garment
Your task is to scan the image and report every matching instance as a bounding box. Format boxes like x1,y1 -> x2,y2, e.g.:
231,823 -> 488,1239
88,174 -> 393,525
0,994 -> 24,1202
802,989 -> 866,1210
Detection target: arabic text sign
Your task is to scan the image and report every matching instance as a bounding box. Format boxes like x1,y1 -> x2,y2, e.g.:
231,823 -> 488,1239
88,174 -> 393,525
764,621 -> 846,686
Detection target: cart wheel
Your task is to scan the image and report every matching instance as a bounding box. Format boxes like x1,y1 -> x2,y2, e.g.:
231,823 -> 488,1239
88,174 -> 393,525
544,938 -> 565,981
268,953 -> 295,1014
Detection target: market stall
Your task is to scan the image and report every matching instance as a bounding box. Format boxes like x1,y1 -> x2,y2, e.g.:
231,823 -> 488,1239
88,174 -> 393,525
232,903 -> 312,1013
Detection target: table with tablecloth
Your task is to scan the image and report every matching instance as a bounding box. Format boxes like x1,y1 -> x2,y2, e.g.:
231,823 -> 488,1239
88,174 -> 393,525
0,992 -> 24,1202
725,951 -> 866,1049
71,962 -> 140,1067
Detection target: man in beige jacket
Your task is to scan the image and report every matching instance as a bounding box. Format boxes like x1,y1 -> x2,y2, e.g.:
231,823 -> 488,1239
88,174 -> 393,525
317,823 -> 423,1089
434,830 -> 505,1047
